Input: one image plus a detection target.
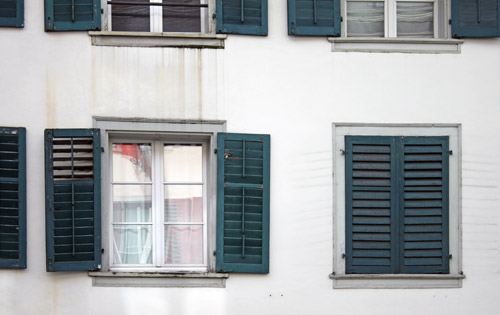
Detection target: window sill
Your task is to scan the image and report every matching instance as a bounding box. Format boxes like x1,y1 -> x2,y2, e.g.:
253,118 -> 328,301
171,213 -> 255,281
89,32 -> 227,48
327,38 -> 464,54
330,273 -> 465,289
88,271 -> 229,288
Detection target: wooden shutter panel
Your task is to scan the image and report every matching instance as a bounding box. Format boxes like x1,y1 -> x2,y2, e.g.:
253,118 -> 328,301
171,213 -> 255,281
216,0 -> 268,35
0,127 -> 26,269
0,0 -> 24,27
45,129 -> 101,271
452,0 -> 500,37
216,133 -> 270,273
288,0 -> 340,36
399,137 -> 449,274
345,136 -> 397,274
44,0 -> 101,31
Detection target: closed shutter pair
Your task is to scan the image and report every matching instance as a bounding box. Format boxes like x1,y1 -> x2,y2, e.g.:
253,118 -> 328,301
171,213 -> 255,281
44,0 -> 268,35
44,129 -> 270,274
287,0 -> 500,37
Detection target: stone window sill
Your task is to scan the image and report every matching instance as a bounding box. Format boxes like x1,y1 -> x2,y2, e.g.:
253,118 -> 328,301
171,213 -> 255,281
89,271 -> 229,288
327,38 -> 464,54
330,273 -> 466,289
89,32 -> 227,48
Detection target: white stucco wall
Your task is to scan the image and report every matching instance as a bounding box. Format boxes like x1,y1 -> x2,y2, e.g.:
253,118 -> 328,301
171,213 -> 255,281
1,0 -> 500,314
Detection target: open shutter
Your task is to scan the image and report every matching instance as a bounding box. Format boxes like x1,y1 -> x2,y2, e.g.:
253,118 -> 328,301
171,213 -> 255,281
44,0 -> 101,31
0,127 -> 26,269
216,133 -> 270,273
345,136 -> 397,274
216,0 -> 268,35
0,0 -> 24,27
288,0 -> 340,36
399,137 -> 449,274
452,0 -> 500,37
45,129 -> 101,271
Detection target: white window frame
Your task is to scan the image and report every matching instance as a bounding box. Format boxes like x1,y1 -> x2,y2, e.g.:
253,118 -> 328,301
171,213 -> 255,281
109,137 -> 209,272
344,0 -> 438,38
94,117 -> 226,275
331,123 -> 464,289
105,0 -> 214,33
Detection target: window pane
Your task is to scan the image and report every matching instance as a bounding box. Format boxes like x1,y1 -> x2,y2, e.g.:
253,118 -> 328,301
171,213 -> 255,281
111,0 -> 151,32
397,2 -> 433,38
113,185 -> 152,222
162,0 -> 205,32
113,225 -> 153,264
112,143 -> 152,182
347,1 -> 385,37
165,225 -> 203,264
164,185 -> 203,222
164,144 -> 202,182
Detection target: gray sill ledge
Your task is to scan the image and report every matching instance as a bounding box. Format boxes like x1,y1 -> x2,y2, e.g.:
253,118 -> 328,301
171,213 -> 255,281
329,273 -> 466,289
89,31 -> 227,48
327,38 -> 464,54
88,271 -> 229,288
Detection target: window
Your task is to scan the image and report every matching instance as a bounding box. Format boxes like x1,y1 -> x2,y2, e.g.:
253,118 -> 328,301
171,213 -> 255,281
332,124 -> 463,288
344,0 -> 442,38
44,120 -> 271,286
0,127 -> 26,269
110,138 -> 208,271
0,0 -> 23,27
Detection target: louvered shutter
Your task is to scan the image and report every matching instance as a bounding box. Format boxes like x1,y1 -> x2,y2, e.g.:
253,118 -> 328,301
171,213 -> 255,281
0,0 -> 23,27
345,136 -> 397,274
44,0 -> 101,31
288,0 -> 340,36
400,137 -> 449,274
0,127 -> 26,269
216,0 -> 268,35
216,133 -> 270,273
452,0 -> 500,37
45,129 -> 101,271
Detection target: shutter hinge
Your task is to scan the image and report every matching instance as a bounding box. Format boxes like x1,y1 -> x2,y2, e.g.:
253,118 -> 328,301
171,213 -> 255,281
214,148 -> 218,154
101,248 -> 105,253
449,150 -> 453,155
340,149 -> 346,155
342,253 -> 346,259
101,147 -> 105,153
101,8 -> 104,14
449,254 -> 452,259
340,16 -> 343,22
449,19 -> 452,25
213,250 -> 217,256
212,13 -> 216,20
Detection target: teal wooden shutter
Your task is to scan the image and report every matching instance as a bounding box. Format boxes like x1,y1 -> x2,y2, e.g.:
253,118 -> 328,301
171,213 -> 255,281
345,136 -> 397,274
45,129 -> 101,271
216,0 -> 268,35
0,0 -> 24,27
399,137 -> 449,274
0,127 -> 26,269
452,0 -> 500,37
44,0 -> 101,31
288,0 -> 340,36
216,133 -> 270,273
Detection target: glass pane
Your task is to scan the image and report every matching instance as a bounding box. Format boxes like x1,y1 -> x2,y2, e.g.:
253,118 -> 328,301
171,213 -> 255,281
164,144 -> 202,182
397,2 -> 434,38
163,1 -> 204,32
113,225 -> 152,264
113,185 -> 152,222
111,0 -> 151,32
164,185 -> 203,222
165,225 -> 203,264
347,1 -> 385,37
112,143 -> 152,182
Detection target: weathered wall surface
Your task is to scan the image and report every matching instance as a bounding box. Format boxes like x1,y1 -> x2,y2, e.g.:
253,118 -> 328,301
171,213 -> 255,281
1,0 -> 500,314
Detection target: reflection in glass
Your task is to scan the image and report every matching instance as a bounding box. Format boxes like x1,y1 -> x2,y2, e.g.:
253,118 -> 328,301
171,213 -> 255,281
113,225 -> 152,264
347,1 -> 385,37
164,185 -> 203,222
397,2 -> 433,37
164,144 -> 202,183
112,143 -> 152,182
165,225 -> 203,264
113,185 -> 152,222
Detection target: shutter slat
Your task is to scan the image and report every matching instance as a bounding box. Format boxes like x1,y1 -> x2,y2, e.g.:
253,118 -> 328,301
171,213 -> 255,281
217,133 -> 270,273
45,129 -> 101,272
